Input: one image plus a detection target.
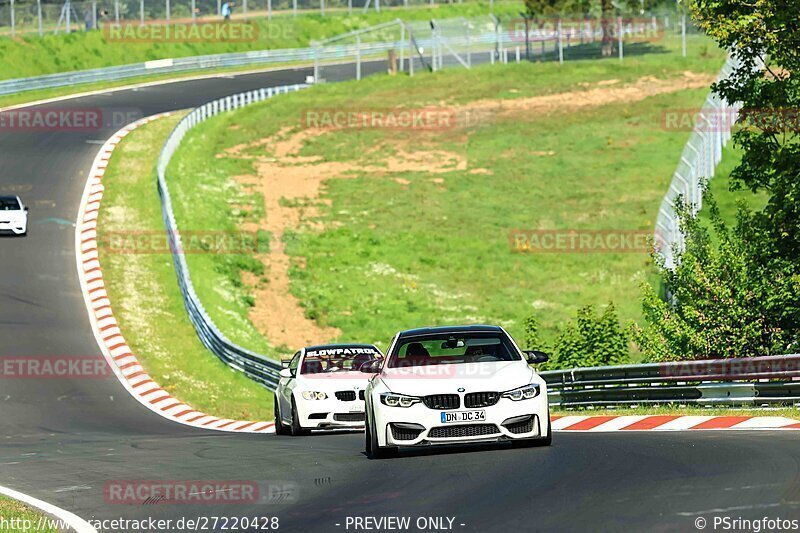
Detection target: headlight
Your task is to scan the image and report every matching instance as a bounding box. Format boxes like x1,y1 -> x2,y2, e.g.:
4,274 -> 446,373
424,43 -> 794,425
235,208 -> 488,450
501,384 -> 540,401
380,393 -> 420,408
301,391 -> 328,400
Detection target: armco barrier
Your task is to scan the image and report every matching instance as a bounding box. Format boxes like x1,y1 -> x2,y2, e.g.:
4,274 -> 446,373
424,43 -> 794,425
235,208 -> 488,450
0,25 -> 499,96
156,84 -> 309,390
541,354 -> 800,408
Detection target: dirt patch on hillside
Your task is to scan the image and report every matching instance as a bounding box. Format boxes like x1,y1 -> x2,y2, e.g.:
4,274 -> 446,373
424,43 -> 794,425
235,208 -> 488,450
222,71 -> 714,348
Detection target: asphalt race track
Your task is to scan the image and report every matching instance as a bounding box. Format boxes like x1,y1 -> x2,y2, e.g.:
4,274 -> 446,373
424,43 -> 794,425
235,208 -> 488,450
1,62 -> 800,532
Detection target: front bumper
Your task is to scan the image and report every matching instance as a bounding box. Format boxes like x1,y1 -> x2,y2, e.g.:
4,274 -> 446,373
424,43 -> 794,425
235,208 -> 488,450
295,397 -> 366,430
0,220 -> 26,235
374,394 -> 549,447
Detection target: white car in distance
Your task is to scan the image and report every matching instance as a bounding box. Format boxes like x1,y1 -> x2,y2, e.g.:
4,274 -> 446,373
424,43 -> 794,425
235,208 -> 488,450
275,343 -> 383,436
0,196 -> 28,236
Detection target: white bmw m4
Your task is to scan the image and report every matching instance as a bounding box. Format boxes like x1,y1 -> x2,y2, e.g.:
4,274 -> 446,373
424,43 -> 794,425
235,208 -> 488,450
274,343 -> 383,436
0,196 -> 28,236
363,325 -> 550,458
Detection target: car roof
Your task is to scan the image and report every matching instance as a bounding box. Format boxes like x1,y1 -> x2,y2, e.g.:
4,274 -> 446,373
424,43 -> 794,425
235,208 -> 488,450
397,324 -> 504,339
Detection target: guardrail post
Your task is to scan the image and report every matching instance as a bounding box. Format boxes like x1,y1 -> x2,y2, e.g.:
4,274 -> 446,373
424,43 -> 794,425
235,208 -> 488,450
557,19 -> 563,64
37,0 -> 42,36
114,0 -> 119,22
191,0 -> 196,22
356,35 -> 361,80
400,25 -> 406,73
10,0 -> 15,37
681,13 -> 687,57
293,0 -> 297,17
268,0 -> 272,19
618,16 -> 623,61
165,0 -> 170,22
139,0 -> 144,25
243,0 -> 247,21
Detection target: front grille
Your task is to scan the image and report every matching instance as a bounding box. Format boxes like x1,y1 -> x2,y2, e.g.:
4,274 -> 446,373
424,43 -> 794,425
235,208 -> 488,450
358,390 -> 365,400
422,394 -> 460,410
428,424 -> 499,439
333,412 -> 365,422
335,391 -> 356,401
504,416 -> 535,434
390,424 -> 424,441
464,391 -> 500,408
308,413 -> 328,420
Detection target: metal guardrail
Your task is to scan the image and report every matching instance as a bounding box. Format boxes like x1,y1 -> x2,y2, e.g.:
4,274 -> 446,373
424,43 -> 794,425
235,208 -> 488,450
541,354 -> 800,408
0,30 -> 496,96
156,83 -> 309,390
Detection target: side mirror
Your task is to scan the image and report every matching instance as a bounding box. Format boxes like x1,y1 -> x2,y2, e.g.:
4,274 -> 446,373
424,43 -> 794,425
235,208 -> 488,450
279,368 -> 293,379
524,350 -> 549,364
360,359 -> 383,374
24,206 -> 29,212
281,359 -> 290,368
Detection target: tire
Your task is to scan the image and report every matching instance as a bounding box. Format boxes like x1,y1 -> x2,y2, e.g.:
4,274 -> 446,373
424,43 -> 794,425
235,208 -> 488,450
365,417 -> 373,456
290,397 -> 309,436
366,410 -> 396,459
273,395 -> 289,436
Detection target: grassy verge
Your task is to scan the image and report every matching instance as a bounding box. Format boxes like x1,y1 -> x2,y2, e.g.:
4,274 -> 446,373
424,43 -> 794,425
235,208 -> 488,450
0,2 -> 514,81
0,495 -> 59,533
166,33 -> 726,356
553,406 -> 799,418
98,112 -> 274,420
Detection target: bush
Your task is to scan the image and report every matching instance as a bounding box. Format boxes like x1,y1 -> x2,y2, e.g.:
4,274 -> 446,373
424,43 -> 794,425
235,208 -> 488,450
633,194 -> 800,361
524,302 -> 629,370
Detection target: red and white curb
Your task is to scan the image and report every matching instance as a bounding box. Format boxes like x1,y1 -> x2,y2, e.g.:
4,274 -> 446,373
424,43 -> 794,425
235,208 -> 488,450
75,114 -> 275,434
552,414 -> 800,431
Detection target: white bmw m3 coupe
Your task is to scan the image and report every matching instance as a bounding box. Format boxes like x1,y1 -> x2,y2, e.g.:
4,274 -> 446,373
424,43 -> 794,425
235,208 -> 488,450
363,325 -> 550,458
274,343 -> 383,436
0,196 -> 28,236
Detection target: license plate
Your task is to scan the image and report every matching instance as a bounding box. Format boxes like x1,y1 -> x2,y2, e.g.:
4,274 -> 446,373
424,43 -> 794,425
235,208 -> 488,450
440,410 -> 486,424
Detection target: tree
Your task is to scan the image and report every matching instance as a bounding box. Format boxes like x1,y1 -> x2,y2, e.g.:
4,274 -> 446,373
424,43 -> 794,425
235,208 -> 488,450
634,0 -> 800,361
633,195 -> 798,361
692,0 -> 800,274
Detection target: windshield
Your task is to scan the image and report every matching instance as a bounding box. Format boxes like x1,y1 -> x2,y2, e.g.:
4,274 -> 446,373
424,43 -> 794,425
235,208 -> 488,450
0,197 -> 20,210
300,346 -> 381,374
388,332 -> 522,368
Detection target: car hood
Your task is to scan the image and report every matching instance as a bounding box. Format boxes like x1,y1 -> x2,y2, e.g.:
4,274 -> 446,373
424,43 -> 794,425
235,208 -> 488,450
296,372 -> 371,392
379,361 -> 534,396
